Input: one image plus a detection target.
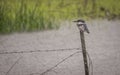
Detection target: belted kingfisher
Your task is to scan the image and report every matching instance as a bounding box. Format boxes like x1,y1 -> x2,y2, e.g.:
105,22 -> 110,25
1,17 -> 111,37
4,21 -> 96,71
73,19 -> 90,33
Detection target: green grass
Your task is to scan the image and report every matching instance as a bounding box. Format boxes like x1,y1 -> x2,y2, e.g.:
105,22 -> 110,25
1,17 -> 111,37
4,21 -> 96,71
0,0 -> 120,34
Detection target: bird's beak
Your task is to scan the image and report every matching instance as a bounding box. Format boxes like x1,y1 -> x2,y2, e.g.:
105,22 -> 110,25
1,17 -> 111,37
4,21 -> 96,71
73,21 -> 77,22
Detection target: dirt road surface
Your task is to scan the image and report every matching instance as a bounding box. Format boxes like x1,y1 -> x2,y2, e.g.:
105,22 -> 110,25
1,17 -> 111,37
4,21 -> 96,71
0,20 -> 120,75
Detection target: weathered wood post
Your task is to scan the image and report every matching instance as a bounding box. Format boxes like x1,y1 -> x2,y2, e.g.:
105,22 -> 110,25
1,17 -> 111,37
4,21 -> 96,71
73,19 -> 90,75
80,30 -> 89,75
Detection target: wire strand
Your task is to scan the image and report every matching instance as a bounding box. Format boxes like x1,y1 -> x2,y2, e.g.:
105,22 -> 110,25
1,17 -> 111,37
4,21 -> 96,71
0,48 -> 81,54
5,56 -> 23,75
29,51 -> 81,75
86,51 -> 93,75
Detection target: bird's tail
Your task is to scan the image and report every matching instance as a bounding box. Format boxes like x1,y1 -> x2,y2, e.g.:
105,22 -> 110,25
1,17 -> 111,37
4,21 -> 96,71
84,24 -> 90,34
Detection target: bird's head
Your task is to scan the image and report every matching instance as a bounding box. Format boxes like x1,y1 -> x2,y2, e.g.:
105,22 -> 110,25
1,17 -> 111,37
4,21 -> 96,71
73,19 -> 85,23
73,19 -> 90,34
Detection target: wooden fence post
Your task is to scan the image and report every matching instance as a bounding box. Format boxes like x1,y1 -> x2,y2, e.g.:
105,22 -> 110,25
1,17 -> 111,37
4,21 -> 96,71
80,31 -> 89,75
73,19 -> 89,75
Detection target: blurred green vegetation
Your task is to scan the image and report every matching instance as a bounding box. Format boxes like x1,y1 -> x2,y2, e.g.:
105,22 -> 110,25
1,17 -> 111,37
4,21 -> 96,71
0,0 -> 120,34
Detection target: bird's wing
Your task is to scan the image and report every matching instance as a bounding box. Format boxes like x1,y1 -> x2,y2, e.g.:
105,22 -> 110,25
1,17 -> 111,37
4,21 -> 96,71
84,24 -> 90,33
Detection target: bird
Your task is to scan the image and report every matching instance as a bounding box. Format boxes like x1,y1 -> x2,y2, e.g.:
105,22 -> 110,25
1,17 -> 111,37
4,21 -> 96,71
73,19 -> 90,34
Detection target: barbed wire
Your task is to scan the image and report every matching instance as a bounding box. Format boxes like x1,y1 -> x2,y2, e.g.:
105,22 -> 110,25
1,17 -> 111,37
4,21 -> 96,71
6,56 -> 23,75
86,51 -> 93,75
29,51 -> 81,75
0,48 -> 81,55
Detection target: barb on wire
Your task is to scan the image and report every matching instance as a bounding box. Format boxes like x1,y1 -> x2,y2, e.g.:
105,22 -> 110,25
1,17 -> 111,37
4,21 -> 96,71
29,51 -> 81,75
6,56 -> 23,75
0,48 -> 81,55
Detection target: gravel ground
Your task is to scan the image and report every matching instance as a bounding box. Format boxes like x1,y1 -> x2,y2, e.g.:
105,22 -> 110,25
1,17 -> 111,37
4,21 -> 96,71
0,20 -> 120,75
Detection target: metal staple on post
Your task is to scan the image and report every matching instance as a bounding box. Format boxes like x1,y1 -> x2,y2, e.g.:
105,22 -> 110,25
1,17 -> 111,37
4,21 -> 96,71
74,19 -> 90,75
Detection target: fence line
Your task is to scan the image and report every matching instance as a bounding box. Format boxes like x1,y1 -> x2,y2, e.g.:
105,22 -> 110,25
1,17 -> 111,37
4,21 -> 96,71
0,48 -> 81,55
29,51 -> 81,75
6,56 -> 23,75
